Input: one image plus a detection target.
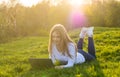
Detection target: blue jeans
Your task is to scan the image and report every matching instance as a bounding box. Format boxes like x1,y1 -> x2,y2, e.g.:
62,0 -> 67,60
77,37 -> 96,61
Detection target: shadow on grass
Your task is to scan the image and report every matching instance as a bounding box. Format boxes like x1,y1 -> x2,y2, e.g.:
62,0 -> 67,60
21,59 -> 105,77
74,59 -> 105,77
21,66 -> 76,77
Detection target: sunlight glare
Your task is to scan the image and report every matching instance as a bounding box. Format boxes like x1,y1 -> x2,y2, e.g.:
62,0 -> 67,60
69,0 -> 85,7
69,10 -> 88,28
19,0 -> 42,7
0,0 -> 10,4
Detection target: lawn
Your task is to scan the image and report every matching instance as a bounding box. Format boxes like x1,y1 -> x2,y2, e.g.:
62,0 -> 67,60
0,27 -> 120,77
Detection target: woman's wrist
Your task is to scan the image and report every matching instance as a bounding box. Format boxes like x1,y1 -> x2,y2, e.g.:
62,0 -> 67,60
55,65 -> 64,69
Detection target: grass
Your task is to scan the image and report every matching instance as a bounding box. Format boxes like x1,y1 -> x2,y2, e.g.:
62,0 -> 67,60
0,27 -> 120,77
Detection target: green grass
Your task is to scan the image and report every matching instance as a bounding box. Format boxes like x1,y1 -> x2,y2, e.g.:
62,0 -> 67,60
0,27 -> 120,77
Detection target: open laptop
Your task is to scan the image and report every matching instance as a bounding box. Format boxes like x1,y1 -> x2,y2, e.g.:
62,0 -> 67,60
29,58 -> 54,70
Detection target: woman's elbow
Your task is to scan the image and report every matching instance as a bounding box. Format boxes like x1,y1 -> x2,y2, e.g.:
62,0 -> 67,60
63,63 -> 74,68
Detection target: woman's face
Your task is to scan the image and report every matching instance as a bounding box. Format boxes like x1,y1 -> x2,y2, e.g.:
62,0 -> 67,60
52,31 -> 61,45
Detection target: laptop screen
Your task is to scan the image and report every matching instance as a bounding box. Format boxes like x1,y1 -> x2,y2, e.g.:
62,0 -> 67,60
29,58 -> 54,70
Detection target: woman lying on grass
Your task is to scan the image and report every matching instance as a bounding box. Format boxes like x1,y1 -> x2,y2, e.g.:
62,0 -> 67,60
48,24 -> 96,69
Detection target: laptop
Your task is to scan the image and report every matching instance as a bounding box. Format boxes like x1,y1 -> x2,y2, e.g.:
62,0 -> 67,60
29,58 -> 54,70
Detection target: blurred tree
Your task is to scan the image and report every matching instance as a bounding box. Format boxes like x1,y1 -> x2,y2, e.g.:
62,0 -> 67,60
0,0 -> 18,43
104,0 -> 120,27
0,0 -> 120,43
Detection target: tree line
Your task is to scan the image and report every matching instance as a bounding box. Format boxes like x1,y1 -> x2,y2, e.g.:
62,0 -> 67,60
0,0 -> 120,43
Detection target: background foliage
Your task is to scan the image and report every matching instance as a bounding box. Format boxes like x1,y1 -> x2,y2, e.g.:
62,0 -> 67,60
0,0 -> 120,43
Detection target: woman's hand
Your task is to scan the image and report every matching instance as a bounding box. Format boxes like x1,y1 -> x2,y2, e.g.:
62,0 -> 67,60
54,60 -> 61,66
55,65 -> 64,69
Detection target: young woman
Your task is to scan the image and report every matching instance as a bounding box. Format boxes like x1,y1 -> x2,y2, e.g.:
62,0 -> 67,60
48,24 -> 96,69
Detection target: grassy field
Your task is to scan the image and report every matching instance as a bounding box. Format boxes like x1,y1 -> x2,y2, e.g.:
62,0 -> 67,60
0,27 -> 120,77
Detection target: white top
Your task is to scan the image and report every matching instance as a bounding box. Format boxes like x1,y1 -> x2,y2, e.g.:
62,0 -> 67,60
49,43 -> 85,68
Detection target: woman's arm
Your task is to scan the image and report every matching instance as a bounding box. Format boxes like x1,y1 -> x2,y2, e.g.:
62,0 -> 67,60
59,43 -> 76,68
49,53 -> 56,64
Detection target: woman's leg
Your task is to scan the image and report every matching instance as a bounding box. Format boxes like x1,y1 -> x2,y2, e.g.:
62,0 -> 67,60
77,27 -> 95,61
77,38 -> 83,49
78,49 -> 95,61
77,27 -> 87,49
88,37 -> 96,58
77,34 -> 95,61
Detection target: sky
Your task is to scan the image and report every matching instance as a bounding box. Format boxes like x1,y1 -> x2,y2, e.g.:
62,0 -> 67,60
0,0 -> 91,7
0,0 -> 42,7
18,0 -> 43,7
0,0 -> 120,7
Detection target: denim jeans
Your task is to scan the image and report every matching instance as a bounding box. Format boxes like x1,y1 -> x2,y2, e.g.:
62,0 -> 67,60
77,37 -> 96,61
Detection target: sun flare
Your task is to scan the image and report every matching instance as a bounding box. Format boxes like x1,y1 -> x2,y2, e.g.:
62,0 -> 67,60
69,0 -> 86,6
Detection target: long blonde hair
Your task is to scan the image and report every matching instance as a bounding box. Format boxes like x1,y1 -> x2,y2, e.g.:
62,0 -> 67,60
48,24 -> 77,58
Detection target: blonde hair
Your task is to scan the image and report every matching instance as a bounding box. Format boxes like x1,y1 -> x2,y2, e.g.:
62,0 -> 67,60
48,24 -> 77,58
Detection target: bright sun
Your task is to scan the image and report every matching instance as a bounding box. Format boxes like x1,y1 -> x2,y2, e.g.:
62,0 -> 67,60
0,0 -> 91,7
69,0 -> 87,7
